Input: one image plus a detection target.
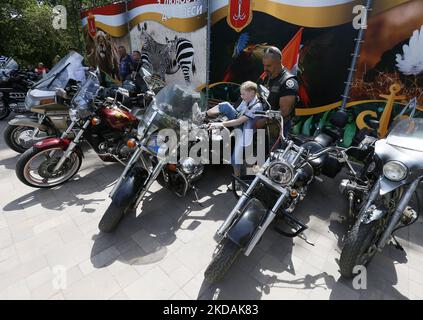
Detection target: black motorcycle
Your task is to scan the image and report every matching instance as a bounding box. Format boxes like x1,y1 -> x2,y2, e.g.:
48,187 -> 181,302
98,84 -> 206,233
0,57 -> 39,120
203,85 -> 371,283
338,98 -> 423,278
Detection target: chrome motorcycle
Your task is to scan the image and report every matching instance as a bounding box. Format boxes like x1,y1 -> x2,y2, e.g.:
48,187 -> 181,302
99,84 -> 206,233
204,86 -> 369,283
4,51 -> 86,153
339,98 -> 423,278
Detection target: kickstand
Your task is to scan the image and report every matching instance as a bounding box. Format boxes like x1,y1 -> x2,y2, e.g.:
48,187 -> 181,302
192,186 -> 204,208
391,236 -> 405,251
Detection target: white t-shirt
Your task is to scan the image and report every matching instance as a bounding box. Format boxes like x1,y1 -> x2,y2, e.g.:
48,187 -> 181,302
235,96 -> 263,147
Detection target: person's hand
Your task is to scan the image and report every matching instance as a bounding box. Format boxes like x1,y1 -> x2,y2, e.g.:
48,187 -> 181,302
208,122 -> 224,130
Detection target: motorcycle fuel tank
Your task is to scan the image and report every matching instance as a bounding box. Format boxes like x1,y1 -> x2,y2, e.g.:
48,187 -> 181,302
100,107 -> 138,130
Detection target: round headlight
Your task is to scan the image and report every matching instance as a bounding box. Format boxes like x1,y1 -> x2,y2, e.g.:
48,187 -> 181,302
268,162 -> 294,186
180,157 -> 198,175
383,161 -> 408,181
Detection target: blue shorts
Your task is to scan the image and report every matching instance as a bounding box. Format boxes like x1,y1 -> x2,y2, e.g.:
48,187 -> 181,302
218,102 -> 238,120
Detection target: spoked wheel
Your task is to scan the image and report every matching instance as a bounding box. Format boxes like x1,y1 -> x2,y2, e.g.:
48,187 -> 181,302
204,238 -> 241,283
4,125 -> 49,153
0,98 -> 10,120
16,147 -> 82,188
339,220 -> 383,278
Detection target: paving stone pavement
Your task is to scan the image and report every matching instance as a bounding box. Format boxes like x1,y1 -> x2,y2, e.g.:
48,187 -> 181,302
1,117 -> 423,300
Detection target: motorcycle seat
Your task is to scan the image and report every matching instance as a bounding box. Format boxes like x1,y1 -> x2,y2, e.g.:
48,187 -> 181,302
31,103 -> 69,114
301,133 -> 333,169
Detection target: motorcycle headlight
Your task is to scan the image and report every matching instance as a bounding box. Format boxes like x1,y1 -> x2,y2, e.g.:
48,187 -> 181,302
383,161 -> 408,182
180,157 -> 198,175
268,161 -> 294,186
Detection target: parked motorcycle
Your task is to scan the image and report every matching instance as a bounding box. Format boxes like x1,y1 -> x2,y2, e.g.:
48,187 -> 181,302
98,84 -> 206,233
338,98 -> 422,278
203,85 -> 370,283
0,57 -> 39,120
4,51 -> 87,153
15,72 -> 140,188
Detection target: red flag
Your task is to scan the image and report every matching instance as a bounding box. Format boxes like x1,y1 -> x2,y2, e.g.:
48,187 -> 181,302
282,27 -> 304,71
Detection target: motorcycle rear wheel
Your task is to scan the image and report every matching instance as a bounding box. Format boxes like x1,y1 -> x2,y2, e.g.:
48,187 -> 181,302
204,238 -> 241,283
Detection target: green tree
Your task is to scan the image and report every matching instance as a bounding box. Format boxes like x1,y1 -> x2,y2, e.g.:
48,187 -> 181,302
0,0 -> 113,67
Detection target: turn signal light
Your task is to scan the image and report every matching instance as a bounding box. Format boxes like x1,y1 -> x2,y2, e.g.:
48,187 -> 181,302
40,98 -> 55,105
290,189 -> 298,198
127,139 -> 137,149
166,164 -> 177,172
91,117 -> 101,126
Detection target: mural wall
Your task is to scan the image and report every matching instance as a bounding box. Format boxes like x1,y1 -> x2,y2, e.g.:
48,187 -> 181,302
81,0 -> 207,88
210,0 -> 423,142
81,0 -> 423,142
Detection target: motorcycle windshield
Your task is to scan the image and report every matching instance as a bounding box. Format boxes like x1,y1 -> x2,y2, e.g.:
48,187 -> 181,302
33,51 -> 86,91
387,118 -> 423,152
71,75 -> 100,116
0,58 -> 19,77
138,84 -> 206,140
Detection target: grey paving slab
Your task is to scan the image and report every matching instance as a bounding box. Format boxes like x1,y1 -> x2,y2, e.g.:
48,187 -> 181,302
0,118 -> 422,300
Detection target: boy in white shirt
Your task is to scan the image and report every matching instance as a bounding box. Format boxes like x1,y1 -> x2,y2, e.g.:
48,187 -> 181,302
205,81 -> 263,179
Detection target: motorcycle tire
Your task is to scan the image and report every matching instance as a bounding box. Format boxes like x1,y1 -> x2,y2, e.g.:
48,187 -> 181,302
16,146 -> 82,188
339,220 -> 379,278
98,202 -> 127,233
4,125 -> 35,153
0,99 -> 10,120
204,238 -> 241,283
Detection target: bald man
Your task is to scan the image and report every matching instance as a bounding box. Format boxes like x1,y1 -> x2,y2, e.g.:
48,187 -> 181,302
256,46 -> 299,137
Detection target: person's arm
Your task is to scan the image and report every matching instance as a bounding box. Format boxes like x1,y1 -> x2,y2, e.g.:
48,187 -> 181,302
222,115 -> 249,127
279,95 -> 296,118
279,78 -> 299,118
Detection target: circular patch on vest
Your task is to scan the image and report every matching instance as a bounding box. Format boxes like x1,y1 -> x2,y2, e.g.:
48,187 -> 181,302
286,79 -> 295,88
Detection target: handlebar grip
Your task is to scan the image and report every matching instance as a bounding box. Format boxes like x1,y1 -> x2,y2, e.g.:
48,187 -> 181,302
254,111 -> 267,115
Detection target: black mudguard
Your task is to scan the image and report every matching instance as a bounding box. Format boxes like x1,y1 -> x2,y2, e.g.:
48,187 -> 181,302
112,166 -> 149,208
227,198 -> 267,248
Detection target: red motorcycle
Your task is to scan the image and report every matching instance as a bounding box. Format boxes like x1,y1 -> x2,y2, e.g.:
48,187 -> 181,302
15,73 -> 144,188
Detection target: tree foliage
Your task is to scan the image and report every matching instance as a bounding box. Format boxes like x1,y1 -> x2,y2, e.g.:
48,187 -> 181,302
0,0 -> 113,67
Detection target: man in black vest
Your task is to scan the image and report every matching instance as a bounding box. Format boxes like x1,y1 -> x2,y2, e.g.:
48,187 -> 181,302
256,46 -> 299,139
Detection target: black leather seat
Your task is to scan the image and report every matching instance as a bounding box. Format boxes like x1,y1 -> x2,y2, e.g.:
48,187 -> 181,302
301,133 -> 334,168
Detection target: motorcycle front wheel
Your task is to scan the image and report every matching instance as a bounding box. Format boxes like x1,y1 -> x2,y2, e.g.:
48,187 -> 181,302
204,238 -> 241,283
16,146 -> 82,188
98,202 -> 128,233
0,98 -> 10,120
339,220 -> 382,278
4,125 -> 49,153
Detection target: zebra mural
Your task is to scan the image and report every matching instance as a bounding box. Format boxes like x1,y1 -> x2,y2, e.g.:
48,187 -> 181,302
166,35 -> 197,84
137,22 -> 196,84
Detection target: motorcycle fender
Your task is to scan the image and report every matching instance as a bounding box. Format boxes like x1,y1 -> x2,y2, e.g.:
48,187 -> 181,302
33,138 -> 84,159
379,176 -> 403,196
227,198 -> 267,249
8,116 -> 48,131
112,167 -> 149,208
